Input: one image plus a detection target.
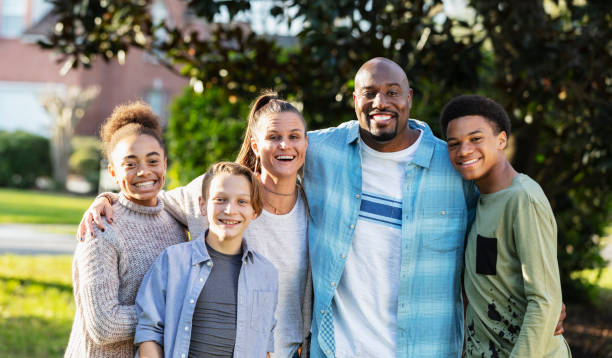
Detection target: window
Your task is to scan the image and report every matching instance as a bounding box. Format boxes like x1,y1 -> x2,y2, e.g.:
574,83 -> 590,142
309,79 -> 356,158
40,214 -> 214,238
1,0 -> 27,37
31,0 -> 54,24
144,79 -> 167,125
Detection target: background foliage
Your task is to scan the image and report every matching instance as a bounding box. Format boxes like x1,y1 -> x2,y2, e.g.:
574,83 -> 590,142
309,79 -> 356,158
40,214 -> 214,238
0,131 -> 52,188
69,136 -> 102,190
166,86 -> 250,186
42,0 -> 611,301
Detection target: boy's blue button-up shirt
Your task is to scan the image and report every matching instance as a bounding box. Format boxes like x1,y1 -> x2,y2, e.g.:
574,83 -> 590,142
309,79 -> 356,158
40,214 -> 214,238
304,120 -> 477,358
134,233 -> 279,358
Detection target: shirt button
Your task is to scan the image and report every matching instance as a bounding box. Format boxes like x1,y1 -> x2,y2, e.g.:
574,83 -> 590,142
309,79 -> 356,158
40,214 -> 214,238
320,309 -> 325,314
182,354 -> 186,358
355,194 -> 360,199
200,278 -> 204,282
190,299 -> 195,304
184,326 -> 189,331
330,281 -> 335,287
206,261 -> 212,267
441,210 -> 446,215
349,224 -> 354,229
327,349 -> 331,354
340,253 -> 346,259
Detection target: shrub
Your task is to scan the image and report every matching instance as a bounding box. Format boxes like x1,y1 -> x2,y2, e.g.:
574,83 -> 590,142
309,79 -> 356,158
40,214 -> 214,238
0,131 -> 52,188
165,86 -> 250,187
69,136 -> 102,188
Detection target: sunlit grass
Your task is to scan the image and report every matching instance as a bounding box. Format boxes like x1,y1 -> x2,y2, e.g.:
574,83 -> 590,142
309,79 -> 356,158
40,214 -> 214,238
0,255 -> 74,358
0,188 -> 93,225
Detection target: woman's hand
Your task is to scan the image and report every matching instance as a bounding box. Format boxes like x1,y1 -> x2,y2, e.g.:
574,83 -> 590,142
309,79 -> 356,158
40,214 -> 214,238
78,196 -> 114,240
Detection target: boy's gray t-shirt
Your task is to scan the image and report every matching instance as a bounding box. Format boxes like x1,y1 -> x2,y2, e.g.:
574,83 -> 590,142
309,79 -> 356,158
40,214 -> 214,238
188,243 -> 242,358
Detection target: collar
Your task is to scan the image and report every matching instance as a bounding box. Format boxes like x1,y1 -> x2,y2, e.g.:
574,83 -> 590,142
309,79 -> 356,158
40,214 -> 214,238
118,192 -> 164,215
190,230 -> 255,266
346,119 -> 435,168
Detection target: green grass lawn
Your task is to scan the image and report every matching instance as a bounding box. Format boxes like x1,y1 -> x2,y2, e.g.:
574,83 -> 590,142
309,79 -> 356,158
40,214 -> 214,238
0,188 -> 94,225
0,255 -> 74,358
0,253 -> 609,357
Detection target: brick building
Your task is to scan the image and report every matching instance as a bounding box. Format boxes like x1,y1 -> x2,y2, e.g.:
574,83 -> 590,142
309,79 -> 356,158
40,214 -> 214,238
0,0 -> 191,137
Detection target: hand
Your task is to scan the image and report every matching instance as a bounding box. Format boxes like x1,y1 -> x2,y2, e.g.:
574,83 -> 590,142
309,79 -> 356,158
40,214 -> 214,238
139,341 -> 163,358
554,303 -> 566,335
77,196 -> 114,240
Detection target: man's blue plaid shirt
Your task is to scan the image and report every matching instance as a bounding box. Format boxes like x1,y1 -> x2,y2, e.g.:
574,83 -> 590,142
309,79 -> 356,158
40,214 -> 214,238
304,119 -> 477,357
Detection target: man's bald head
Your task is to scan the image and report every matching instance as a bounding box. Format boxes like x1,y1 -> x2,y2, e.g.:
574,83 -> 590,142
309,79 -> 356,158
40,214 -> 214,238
355,57 -> 410,91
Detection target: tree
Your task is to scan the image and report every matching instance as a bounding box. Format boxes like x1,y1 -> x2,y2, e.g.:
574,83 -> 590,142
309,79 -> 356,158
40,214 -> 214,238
40,85 -> 100,189
40,0 -> 611,301
166,86 -> 249,186
468,0 -> 612,301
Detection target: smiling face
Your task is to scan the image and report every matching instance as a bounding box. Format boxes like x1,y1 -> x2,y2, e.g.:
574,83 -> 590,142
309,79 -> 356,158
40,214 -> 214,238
250,111 -> 308,181
353,59 -> 413,152
108,134 -> 166,206
445,115 -> 507,185
200,173 -> 257,245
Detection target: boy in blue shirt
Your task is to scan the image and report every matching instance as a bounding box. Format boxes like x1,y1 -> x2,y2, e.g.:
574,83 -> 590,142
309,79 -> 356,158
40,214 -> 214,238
135,162 -> 278,358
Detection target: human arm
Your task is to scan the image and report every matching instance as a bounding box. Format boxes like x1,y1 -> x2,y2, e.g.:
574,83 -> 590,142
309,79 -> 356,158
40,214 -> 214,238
78,174 -> 202,239
134,252 -> 168,350
139,341 -> 163,358
73,225 -> 137,344
157,175 -> 204,227
77,193 -> 118,239
509,193 -> 563,357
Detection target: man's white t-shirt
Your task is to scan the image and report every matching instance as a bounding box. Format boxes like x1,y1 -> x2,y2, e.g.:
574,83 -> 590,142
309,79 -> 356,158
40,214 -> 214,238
332,130 -> 422,357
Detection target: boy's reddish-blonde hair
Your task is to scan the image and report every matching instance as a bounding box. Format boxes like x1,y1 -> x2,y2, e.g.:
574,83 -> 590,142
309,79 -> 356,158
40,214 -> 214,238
200,162 -> 263,216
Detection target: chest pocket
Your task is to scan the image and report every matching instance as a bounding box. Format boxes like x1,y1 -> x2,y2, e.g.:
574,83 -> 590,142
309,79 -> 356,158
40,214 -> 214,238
250,290 -> 275,333
421,206 -> 465,253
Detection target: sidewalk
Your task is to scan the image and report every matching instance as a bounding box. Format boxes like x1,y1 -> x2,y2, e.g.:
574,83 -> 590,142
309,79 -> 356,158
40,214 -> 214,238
0,222 -> 610,264
0,223 -> 76,255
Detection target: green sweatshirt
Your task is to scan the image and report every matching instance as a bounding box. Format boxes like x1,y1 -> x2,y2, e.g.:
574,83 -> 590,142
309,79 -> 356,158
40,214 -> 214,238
464,174 -> 570,358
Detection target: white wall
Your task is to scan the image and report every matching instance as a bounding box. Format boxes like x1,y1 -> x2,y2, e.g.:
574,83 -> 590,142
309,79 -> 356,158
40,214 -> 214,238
0,81 -> 65,137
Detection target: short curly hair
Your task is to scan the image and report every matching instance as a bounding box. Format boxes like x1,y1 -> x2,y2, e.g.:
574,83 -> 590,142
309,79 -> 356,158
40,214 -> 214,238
100,101 -> 164,159
440,95 -> 511,139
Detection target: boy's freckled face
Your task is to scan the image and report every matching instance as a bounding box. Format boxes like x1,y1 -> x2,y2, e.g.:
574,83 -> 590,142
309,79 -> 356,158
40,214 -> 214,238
201,173 -> 257,244
445,115 -> 507,182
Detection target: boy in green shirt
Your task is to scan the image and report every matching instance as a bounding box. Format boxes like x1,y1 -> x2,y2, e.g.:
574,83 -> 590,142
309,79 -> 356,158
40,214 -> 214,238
440,95 -> 571,357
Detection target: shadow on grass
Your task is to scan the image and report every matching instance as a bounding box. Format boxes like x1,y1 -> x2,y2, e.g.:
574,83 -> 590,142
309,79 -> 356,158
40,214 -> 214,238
0,275 -> 72,293
0,316 -> 71,358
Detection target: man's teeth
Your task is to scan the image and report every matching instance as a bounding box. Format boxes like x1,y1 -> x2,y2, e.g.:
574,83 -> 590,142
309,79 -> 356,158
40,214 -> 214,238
462,159 -> 479,165
276,155 -> 294,160
134,181 -> 155,187
372,114 -> 392,120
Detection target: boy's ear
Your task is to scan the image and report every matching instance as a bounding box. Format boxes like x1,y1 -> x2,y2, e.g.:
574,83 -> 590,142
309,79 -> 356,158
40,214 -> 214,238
198,196 -> 206,216
497,131 -> 508,150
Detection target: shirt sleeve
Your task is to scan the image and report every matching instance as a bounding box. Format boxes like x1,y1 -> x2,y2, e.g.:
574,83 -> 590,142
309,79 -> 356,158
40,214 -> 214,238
509,192 -> 562,357
463,179 -> 479,230
134,251 -> 169,346
158,175 -> 204,227
73,225 -> 137,344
